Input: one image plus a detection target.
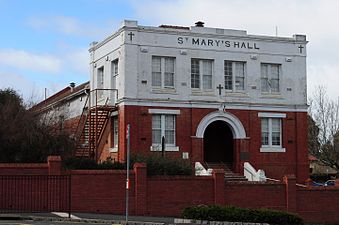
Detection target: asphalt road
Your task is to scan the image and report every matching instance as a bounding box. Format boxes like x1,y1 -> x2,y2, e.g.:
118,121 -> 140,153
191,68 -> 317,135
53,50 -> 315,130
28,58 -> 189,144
0,220 -> 108,225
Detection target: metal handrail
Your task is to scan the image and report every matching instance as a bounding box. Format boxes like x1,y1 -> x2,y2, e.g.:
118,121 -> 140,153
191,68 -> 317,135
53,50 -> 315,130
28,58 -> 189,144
74,94 -> 89,144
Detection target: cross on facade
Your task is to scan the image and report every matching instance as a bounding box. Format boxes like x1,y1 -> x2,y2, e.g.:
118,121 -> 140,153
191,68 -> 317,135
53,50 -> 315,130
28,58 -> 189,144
216,84 -> 224,96
298,45 -> 304,53
128,32 -> 135,42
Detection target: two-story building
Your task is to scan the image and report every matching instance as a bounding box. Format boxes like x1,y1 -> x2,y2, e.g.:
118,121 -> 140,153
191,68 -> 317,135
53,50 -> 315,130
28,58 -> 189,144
84,20 -> 308,182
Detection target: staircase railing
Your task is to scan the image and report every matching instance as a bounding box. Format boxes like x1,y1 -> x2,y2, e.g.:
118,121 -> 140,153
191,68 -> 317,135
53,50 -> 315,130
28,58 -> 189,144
74,94 -> 89,147
74,88 -> 118,159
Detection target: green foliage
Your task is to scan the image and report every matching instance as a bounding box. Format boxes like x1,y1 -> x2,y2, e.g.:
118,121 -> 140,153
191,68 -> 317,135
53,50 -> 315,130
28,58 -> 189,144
0,88 -> 75,163
131,154 -> 192,176
63,157 -> 125,170
182,205 -> 304,225
63,154 -> 192,176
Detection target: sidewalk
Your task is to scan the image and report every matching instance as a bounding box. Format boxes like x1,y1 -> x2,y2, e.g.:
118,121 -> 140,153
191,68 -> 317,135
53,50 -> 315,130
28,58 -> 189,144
0,212 -> 175,224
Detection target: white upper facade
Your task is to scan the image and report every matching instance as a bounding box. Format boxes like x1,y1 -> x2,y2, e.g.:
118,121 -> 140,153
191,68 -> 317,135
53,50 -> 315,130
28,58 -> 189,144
89,20 -> 308,111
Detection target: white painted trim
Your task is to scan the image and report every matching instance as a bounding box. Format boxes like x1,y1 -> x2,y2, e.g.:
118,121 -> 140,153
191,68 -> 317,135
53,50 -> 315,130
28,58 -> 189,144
148,109 -> 180,115
258,112 -> 286,118
120,99 -> 308,112
196,111 -> 246,139
260,147 -> 286,153
150,145 -> 179,152
109,147 -> 118,153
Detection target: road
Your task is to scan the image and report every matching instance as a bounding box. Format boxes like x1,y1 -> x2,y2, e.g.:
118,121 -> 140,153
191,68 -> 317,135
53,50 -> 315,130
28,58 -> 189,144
0,220 -> 108,225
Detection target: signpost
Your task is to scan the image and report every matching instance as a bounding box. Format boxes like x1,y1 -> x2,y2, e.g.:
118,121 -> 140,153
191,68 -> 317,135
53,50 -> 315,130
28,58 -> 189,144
126,124 -> 130,224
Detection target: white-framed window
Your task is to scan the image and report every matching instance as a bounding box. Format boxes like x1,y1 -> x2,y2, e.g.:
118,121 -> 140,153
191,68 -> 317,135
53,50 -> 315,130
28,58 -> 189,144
261,63 -> 281,93
152,56 -> 175,88
191,59 -> 213,90
224,61 -> 246,91
97,66 -> 104,98
113,116 -> 118,148
151,112 -> 179,151
97,66 -> 104,88
259,115 -> 285,152
111,59 -> 118,88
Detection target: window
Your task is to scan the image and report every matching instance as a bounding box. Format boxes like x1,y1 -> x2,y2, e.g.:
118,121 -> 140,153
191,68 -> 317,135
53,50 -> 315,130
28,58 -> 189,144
191,59 -> 213,90
260,117 -> 285,152
113,116 -> 118,149
152,56 -> 175,88
261,63 -> 281,93
112,60 -> 118,89
224,61 -> 245,91
97,66 -> 104,98
97,66 -> 104,88
152,114 -> 176,149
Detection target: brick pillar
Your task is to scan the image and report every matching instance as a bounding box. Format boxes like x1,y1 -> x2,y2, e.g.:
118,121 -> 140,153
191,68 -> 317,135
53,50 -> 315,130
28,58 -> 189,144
284,174 -> 297,212
134,162 -> 147,215
47,156 -> 62,175
213,169 -> 225,205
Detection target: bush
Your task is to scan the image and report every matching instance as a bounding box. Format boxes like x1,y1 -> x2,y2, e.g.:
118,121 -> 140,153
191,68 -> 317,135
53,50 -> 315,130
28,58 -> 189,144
63,157 -> 125,170
182,205 -> 304,225
131,154 -> 192,176
63,154 -> 192,176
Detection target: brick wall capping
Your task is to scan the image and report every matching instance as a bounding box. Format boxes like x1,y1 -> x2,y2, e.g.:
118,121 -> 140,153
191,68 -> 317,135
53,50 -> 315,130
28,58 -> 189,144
0,163 -> 48,168
69,169 -> 133,175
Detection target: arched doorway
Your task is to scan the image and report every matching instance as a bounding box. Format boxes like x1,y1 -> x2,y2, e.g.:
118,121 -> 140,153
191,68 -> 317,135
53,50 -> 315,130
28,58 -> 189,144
203,120 -> 234,166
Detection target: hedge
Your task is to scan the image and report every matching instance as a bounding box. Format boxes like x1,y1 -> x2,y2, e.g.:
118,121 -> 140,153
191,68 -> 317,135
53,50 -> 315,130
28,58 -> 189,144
182,205 -> 304,225
63,155 -> 192,176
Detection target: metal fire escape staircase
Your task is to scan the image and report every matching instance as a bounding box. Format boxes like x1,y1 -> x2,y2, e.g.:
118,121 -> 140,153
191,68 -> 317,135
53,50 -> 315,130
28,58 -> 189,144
73,89 -> 117,160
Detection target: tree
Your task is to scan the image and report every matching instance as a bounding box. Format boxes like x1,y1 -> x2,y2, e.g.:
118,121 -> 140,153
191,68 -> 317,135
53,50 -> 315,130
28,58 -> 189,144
0,88 -> 75,163
308,86 -> 339,173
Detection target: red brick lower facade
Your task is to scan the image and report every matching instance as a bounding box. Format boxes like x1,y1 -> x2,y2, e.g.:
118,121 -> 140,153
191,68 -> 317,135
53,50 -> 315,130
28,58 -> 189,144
102,105 -> 309,183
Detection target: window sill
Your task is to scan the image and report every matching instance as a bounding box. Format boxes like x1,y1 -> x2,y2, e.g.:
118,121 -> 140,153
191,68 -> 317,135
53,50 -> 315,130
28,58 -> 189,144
150,145 -> 179,152
151,88 -> 177,94
260,93 -> 284,99
109,147 -> 118,153
191,89 -> 215,96
224,91 -> 249,98
260,147 -> 285,153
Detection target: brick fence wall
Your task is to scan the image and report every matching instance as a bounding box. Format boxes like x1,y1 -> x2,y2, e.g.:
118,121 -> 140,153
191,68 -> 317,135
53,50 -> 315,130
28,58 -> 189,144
0,156 -> 338,224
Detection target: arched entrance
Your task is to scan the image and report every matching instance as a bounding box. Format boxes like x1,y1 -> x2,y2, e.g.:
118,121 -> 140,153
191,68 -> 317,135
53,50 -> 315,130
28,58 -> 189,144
195,111 -> 247,172
203,120 -> 234,165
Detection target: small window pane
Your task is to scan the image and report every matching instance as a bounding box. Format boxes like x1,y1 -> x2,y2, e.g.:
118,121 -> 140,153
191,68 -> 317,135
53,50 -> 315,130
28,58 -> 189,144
272,132 -> 281,145
261,78 -> 269,92
165,130 -> 175,144
152,115 -> 161,129
224,61 -> 233,90
152,115 -> 162,145
261,118 -> 269,145
164,58 -> 174,73
164,72 -> 174,87
165,115 -> 175,129
152,57 -> 162,87
202,60 -> 212,75
203,75 -> 212,89
261,64 -> 268,78
191,59 -> 200,88
152,130 -> 161,144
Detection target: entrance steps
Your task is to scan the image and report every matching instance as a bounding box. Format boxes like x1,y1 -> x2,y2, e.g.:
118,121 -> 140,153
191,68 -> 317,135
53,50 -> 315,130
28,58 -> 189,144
205,162 -> 248,182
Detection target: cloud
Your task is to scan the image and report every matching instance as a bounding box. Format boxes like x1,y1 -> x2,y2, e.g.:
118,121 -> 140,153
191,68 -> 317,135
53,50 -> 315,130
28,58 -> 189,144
0,49 -> 62,73
27,15 -> 119,39
63,48 -> 89,74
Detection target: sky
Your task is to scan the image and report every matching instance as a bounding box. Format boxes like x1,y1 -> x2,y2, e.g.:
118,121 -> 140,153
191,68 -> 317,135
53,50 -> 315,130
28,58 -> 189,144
0,0 -> 338,102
